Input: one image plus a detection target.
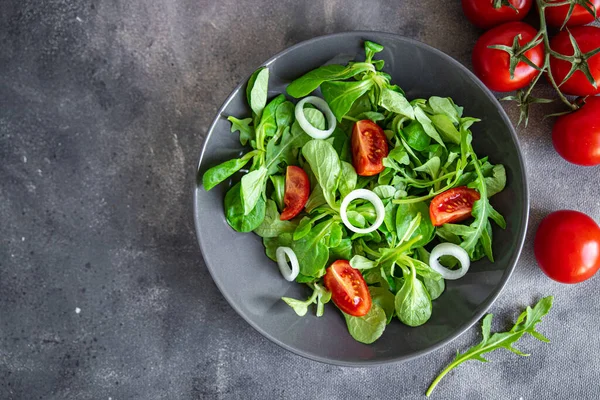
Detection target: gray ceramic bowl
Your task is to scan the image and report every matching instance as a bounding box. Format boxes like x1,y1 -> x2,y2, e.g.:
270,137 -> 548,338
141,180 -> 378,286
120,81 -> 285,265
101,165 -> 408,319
194,31 -> 528,366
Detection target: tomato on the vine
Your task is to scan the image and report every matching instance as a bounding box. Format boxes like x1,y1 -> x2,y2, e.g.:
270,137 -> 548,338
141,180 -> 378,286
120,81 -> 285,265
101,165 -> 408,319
549,26 -> 600,97
323,260 -> 372,317
544,0 -> 600,28
552,95 -> 600,166
280,166 -> 310,220
351,119 -> 389,176
534,210 -> 600,284
472,22 -> 544,92
429,187 -> 481,227
462,0 -> 533,29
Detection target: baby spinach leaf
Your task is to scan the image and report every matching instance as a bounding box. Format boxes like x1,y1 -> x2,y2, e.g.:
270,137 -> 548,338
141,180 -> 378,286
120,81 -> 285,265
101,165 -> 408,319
426,296 -> 554,397
303,107 -> 327,130
248,67 -> 269,121
225,182 -> 266,232
321,79 -> 375,122
343,303 -> 387,344
380,88 -> 415,119
286,63 -> 375,98
291,220 -> 332,278
430,114 -> 460,145
202,151 -> 255,191
429,96 -> 459,125
263,233 -> 293,261
394,266 -> 432,327
369,286 -> 396,324
414,156 -> 441,180
396,202 -> 435,248
414,107 -> 446,148
302,140 -> 341,209
339,161 -> 357,198
227,116 -> 254,147
241,166 -> 268,215
254,200 -> 297,238
423,276 -> 445,300
350,255 -> 378,270
270,175 -> 285,211
401,120 -> 431,151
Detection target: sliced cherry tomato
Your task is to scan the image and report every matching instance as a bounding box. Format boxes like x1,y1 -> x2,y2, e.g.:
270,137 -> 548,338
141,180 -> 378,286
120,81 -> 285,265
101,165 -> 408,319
351,120 -> 388,176
544,0 -> 600,28
323,260 -> 372,317
549,26 -> 600,97
534,210 -> 600,284
279,166 -> 310,221
552,96 -> 600,166
472,22 -> 544,92
429,187 -> 481,227
462,0 -> 533,29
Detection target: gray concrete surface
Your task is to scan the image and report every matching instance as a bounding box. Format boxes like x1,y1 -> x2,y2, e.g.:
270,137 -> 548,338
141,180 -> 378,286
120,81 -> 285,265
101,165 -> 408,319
1,1 -> 599,399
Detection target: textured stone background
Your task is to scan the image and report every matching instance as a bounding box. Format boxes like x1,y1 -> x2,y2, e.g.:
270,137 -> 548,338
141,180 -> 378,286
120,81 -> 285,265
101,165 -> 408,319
1,1 -> 599,399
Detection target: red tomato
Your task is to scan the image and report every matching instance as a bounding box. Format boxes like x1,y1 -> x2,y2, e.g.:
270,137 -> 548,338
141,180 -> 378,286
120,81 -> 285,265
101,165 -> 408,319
462,0 -> 533,29
552,96 -> 600,166
545,0 -> 600,27
472,22 -> 544,92
279,166 -> 310,221
429,187 -> 481,227
323,260 -> 372,317
534,210 -> 600,284
351,120 -> 388,176
549,26 -> 600,97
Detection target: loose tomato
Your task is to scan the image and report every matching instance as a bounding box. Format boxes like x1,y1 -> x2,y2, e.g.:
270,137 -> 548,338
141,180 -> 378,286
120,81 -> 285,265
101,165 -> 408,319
472,22 -> 544,92
534,210 -> 600,284
429,187 -> 481,227
545,0 -> 600,27
549,26 -> 600,97
462,0 -> 533,29
279,166 -> 310,220
351,120 -> 388,176
552,95 -> 600,166
323,260 -> 372,317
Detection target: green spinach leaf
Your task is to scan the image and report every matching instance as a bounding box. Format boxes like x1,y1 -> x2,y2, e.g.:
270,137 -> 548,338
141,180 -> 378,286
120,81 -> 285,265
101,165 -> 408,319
343,303 -> 387,344
224,182 -> 266,232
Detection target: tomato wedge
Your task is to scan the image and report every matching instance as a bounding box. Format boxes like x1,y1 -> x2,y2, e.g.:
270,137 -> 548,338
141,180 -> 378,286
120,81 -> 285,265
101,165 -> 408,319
280,166 -> 310,221
429,187 -> 481,227
323,260 -> 372,317
351,120 -> 389,176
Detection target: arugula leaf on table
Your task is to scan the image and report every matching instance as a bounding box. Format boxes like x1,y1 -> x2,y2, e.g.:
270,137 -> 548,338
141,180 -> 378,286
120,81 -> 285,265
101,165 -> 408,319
426,296 -> 554,397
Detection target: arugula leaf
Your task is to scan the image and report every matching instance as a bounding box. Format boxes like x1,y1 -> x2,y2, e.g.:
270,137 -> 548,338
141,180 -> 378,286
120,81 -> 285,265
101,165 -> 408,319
429,114 -> 460,145
485,164 -> 506,197
254,200 -> 297,238
343,303 -> 387,344
428,96 -> 459,125
202,151 -> 255,191
286,63 -> 375,98
265,126 -> 310,174
302,140 -> 341,209
426,296 -> 554,397
414,156 -> 441,180
227,116 -> 254,147
321,79 -> 375,122
224,182 -> 266,232
240,166 -> 268,215
414,107 -> 446,148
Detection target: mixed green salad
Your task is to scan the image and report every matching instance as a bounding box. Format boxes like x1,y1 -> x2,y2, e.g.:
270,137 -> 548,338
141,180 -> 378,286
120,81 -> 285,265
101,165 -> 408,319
202,41 -> 507,344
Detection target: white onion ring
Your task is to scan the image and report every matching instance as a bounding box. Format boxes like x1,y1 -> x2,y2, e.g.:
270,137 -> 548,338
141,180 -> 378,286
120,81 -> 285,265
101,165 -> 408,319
295,96 -> 336,139
340,189 -> 385,234
276,246 -> 300,282
429,243 -> 471,280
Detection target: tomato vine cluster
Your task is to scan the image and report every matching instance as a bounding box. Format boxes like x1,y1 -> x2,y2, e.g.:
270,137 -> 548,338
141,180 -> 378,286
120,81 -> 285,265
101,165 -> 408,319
463,0 -> 600,167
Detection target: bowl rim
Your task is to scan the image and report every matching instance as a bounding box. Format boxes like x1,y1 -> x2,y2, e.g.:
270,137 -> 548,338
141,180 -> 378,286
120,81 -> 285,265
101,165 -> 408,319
193,30 -> 530,367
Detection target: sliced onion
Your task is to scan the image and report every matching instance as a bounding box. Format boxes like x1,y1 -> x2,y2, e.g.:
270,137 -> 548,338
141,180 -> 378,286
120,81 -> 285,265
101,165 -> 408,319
429,243 -> 471,280
276,246 -> 300,282
340,189 -> 385,234
295,96 -> 336,139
